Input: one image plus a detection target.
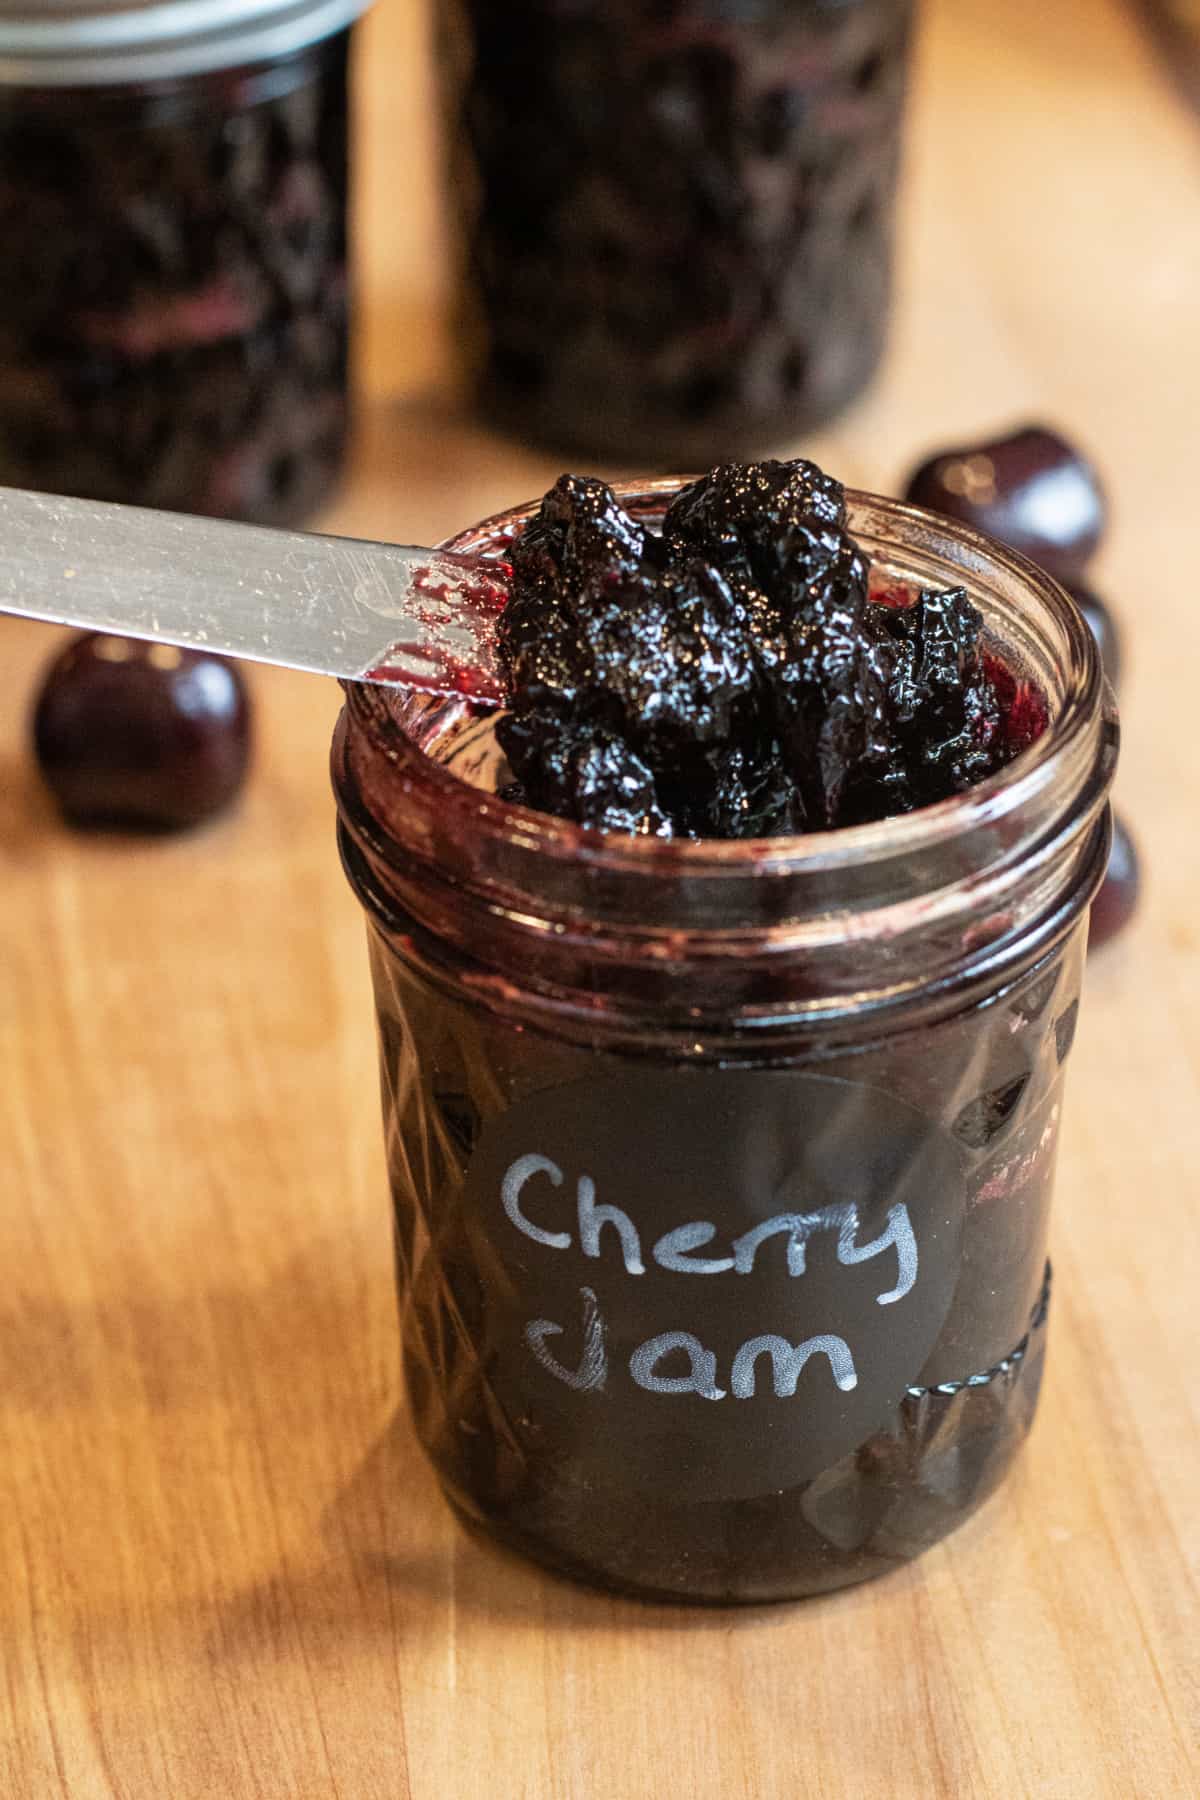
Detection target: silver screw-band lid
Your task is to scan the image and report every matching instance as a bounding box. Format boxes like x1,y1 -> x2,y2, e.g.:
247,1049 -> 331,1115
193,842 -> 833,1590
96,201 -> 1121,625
0,0 -> 370,87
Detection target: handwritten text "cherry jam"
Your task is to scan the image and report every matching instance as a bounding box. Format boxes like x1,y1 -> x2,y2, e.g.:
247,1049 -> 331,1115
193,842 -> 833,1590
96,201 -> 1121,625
501,1153 -> 919,1404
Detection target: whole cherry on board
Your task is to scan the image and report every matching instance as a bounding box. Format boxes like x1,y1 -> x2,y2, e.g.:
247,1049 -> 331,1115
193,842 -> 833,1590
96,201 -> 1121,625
1063,580 -> 1122,691
903,425 -> 1106,584
1090,813 -> 1140,951
33,631 -> 251,831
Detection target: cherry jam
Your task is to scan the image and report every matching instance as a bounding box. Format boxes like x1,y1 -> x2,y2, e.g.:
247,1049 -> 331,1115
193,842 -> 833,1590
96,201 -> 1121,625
496,462 -> 1047,839
0,34 -> 353,525
437,0 -> 914,461
333,479 -> 1117,1602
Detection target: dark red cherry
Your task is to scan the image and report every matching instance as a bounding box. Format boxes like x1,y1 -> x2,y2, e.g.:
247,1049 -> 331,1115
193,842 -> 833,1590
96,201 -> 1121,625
1062,580 -> 1122,690
1089,813 -> 1139,951
903,426 -> 1105,583
33,632 -> 252,831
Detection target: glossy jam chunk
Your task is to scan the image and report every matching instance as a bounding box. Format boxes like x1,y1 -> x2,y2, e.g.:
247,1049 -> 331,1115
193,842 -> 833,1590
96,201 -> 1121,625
497,460 -> 1044,838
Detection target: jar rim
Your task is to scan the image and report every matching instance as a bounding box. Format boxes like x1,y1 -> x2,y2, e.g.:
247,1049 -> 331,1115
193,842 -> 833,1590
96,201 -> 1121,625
344,478 -> 1110,883
0,0 -> 367,86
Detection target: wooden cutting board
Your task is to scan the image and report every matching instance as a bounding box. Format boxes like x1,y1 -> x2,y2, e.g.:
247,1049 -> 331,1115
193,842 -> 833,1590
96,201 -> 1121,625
2,0 -> 1197,1794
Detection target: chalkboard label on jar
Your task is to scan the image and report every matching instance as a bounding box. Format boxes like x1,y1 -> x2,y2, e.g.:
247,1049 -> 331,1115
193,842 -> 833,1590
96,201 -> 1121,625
461,1070 -> 966,1502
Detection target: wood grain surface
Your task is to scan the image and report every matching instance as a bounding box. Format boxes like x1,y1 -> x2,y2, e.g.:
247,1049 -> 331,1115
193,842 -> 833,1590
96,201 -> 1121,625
2,0 -> 1198,1794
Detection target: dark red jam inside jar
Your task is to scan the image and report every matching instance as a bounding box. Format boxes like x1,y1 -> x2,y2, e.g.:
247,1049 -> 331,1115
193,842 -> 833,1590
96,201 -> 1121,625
437,0 -> 914,463
0,9 -> 362,525
333,484 -> 1118,1604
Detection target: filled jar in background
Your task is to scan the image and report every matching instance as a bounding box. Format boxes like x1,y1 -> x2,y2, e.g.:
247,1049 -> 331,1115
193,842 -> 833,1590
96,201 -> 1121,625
333,483 -> 1118,1604
0,0 -> 369,525
437,0 -> 914,464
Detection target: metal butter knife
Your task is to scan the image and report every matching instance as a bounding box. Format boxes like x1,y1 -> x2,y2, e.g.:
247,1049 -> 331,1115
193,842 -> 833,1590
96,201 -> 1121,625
0,485 -> 508,701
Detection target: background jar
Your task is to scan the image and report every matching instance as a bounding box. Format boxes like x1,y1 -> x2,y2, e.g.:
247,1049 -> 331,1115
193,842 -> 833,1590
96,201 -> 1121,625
333,484 -> 1117,1605
0,0 -> 369,525
437,0 -> 915,464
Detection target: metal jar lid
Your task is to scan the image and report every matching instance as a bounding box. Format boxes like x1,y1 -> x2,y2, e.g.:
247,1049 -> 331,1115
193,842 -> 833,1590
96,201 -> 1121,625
0,0 -> 371,87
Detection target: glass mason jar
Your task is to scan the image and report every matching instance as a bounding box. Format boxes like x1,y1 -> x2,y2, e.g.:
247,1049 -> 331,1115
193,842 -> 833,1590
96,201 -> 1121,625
332,483 -> 1118,1604
437,0 -> 914,464
0,0 -> 369,525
